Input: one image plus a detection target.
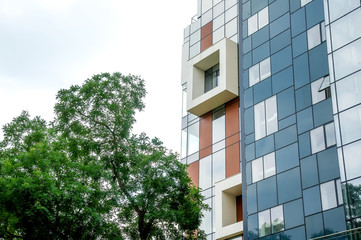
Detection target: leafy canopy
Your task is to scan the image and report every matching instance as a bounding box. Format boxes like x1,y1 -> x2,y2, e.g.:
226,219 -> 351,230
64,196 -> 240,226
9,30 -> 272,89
0,72 -> 207,240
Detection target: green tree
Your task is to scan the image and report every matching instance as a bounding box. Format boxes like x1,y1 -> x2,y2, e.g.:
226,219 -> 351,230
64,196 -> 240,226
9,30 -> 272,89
0,111 -> 121,239
0,72 -> 206,239
54,72 -> 207,239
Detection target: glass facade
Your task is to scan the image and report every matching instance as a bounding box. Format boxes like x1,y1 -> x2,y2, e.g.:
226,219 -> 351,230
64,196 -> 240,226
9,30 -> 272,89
181,0 -> 361,239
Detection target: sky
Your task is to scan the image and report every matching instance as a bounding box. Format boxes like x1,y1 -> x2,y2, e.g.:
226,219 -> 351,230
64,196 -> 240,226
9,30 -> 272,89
0,0 -> 197,153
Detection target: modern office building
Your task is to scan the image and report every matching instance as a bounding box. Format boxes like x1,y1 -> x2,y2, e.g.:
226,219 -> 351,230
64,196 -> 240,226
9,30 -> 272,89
180,0 -> 361,240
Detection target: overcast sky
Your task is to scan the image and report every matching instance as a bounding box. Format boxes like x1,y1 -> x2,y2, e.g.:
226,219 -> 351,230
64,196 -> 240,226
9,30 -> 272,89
0,0 -> 196,152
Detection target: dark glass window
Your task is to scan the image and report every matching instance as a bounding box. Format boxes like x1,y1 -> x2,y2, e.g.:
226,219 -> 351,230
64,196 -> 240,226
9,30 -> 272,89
284,199 -> 304,229
204,64 -> 219,93
300,155 -> 318,189
305,213 -> 324,239
303,185 -> 322,216
277,167 -> 302,203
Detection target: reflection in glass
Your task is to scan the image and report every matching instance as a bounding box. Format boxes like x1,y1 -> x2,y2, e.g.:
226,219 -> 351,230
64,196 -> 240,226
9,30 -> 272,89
325,122 -> 336,147
346,177 -> 361,219
271,205 -> 284,233
199,155 -> 212,190
248,14 -> 258,35
311,77 -> 326,104
328,0 -> 360,22
252,158 -> 263,183
339,105 -> 361,144
307,24 -> 321,50
331,8 -> 361,50
336,71 -> 361,111
188,122 -> 199,155
334,38 -> 361,80
343,140 -> 361,180
310,126 -> 325,154
213,149 -> 225,183
255,101 -> 266,140
181,129 -> 187,158
259,209 -> 271,237
264,152 -> 276,178
260,57 -> 271,81
200,198 -> 212,234
258,7 -> 269,30
265,96 -> 278,135
212,106 -> 225,144
320,181 -> 337,211
249,64 -> 260,87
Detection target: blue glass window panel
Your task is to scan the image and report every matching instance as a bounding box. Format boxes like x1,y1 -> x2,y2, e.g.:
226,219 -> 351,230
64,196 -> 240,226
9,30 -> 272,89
253,41 -> 270,64
277,167 -> 302,203
249,213 -> 259,240
299,132 -> 311,159
247,183 -> 258,214
251,0 -> 268,15
295,84 -> 311,111
258,176 -> 278,210
244,69 -> 250,89
279,114 -> 296,130
272,66 -> 293,95
275,125 -> 297,149
276,143 -> 299,173
252,26 -> 269,49
243,1 -> 251,19
305,0 -> 324,28
244,36 -> 252,54
297,107 -> 313,134
246,162 -> 252,185
269,0 -> 289,22
290,2 -> 300,13
284,199 -> 304,229
281,226 -> 306,240
245,107 -> 254,135
244,87 -> 254,109
271,46 -> 292,74
271,29 -> 291,55
313,98 -> 333,127
291,7 -> 306,37
309,43 -> 329,81
243,20 -> 248,39
256,135 -> 274,158
305,213 -> 324,239
254,78 -> 272,103
262,234 -> 280,240
246,143 -> 255,162
277,87 -> 295,119
244,52 -> 252,69
246,133 -> 255,145
293,53 -> 310,89
300,154 -> 319,188
270,13 -> 290,38
317,147 -> 340,183
292,32 -> 307,58
323,207 -> 347,235
303,185 -> 322,216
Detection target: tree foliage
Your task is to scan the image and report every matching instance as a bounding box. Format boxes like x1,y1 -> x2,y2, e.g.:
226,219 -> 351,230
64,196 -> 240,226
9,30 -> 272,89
0,72 -> 206,239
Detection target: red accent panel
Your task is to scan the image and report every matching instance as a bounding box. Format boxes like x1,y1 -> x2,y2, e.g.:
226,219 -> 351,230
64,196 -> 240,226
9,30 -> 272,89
199,112 -> 212,159
226,142 -> 240,178
187,161 -> 199,187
